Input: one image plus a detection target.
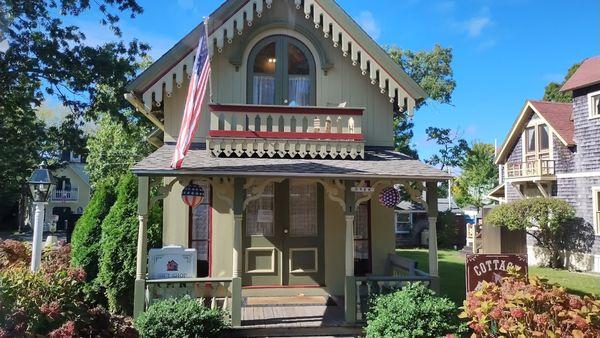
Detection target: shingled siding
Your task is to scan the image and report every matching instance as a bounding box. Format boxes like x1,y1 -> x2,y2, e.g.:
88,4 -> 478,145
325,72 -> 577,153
572,84 -> 600,172
557,176 -> 600,256
505,137 -> 523,202
552,135 -> 575,174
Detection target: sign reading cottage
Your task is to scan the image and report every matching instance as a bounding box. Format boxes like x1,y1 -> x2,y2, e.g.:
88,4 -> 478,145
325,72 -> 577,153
125,0 -> 449,328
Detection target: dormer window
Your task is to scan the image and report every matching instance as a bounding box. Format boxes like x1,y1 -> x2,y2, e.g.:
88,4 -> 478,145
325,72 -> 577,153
588,90 -> 600,119
524,123 -> 550,161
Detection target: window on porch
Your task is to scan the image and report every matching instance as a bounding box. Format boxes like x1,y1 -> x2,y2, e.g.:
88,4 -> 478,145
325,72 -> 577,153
190,182 -> 212,277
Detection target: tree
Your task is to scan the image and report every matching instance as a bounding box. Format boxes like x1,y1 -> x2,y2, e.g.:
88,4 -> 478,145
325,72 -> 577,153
98,173 -> 162,314
453,143 -> 498,213
486,197 -> 595,269
0,0 -> 147,225
543,63 -> 581,103
388,45 -> 456,157
424,127 -> 469,197
86,113 -> 155,188
71,182 -> 117,283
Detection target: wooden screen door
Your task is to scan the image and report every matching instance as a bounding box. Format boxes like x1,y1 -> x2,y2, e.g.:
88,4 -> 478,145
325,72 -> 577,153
242,180 -> 324,287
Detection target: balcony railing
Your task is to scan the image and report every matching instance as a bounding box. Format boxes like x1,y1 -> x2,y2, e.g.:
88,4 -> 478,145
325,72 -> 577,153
207,104 -> 365,159
506,159 -> 555,179
51,188 -> 79,201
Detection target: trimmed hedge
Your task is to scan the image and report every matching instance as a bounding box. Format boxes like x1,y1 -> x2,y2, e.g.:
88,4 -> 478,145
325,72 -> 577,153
134,296 -> 227,338
71,182 -> 116,282
98,173 -> 162,315
365,283 -> 465,338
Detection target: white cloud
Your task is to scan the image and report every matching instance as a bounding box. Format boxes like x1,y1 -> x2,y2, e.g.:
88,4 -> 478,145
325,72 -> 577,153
357,11 -> 381,40
0,40 -> 8,53
463,16 -> 492,38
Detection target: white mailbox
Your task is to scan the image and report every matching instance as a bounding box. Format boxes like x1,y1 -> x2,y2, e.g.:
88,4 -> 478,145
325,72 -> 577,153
148,245 -> 197,279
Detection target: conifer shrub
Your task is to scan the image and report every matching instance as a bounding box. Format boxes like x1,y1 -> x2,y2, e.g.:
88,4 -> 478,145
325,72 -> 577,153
98,173 -> 162,315
365,282 -> 465,338
134,296 -> 227,338
71,182 -> 116,282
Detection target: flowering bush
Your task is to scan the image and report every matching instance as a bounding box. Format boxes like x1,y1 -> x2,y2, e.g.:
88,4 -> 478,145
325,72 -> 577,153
460,272 -> 600,337
0,239 -> 30,269
0,242 -> 137,337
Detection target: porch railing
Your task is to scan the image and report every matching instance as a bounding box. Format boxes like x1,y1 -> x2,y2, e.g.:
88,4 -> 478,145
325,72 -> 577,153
50,188 -> 79,201
209,104 -> 364,140
345,255 -> 433,323
506,159 -> 555,179
145,277 -> 242,326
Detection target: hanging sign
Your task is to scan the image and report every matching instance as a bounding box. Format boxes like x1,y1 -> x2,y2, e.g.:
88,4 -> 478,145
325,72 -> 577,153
465,254 -> 528,293
351,186 -> 375,193
148,245 -> 197,279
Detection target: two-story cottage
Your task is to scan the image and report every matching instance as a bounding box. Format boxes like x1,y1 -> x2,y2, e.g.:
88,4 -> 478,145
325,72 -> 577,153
124,0 -> 449,330
492,56 -> 600,273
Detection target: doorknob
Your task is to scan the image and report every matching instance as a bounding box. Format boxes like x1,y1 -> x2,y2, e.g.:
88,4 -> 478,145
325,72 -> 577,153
283,99 -> 289,104
283,229 -> 289,234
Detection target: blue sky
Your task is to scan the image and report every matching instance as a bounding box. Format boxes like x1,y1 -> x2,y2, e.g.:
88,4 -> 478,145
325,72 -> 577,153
73,0 -> 599,159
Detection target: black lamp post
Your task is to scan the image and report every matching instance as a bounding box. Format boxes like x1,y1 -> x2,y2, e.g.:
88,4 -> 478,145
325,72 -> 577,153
27,163 -> 55,272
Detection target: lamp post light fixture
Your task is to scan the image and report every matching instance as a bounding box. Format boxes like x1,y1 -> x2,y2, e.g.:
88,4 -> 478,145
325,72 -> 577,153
27,163 -> 55,272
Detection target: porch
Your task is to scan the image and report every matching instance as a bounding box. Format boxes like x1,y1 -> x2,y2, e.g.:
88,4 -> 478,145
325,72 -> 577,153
131,144 -> 449,329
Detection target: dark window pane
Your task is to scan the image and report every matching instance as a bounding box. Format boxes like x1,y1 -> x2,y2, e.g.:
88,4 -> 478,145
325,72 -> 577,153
253,42 -> 276,74
288,44 -> 309,75
539,124 -> 549,150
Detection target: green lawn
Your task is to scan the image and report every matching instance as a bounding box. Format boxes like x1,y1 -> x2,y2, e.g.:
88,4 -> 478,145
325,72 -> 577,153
397,248 -> 600,306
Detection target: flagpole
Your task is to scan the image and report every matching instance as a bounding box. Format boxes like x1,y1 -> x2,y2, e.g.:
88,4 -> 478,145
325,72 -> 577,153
204,16 -> 214,104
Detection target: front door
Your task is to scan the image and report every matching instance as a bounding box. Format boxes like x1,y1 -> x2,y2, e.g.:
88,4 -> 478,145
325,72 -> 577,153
242,180 -> 324,287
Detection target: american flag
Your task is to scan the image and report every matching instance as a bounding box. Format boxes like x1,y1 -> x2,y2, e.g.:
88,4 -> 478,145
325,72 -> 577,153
171,21 -> 211,169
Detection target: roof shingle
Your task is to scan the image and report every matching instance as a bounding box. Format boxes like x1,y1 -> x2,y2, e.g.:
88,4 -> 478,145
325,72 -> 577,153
529,100 -> 574,146
132,144 -> 451,181
561,56 -> 600,92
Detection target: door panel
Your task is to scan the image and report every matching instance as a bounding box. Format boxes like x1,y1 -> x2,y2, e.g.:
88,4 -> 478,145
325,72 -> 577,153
242,180 -> 324,287
242,183 -> 282,286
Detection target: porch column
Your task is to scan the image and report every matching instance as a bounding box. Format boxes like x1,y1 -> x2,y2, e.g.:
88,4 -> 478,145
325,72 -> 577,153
426,181 -> 440,292
133,176 -> 150,318
344,180 -> 356,323
232,178 -> 245,278
231,177 -> 245,327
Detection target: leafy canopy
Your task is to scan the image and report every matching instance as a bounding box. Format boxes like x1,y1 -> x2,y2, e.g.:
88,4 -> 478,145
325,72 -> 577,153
543,63 -> 581,103
388,45 -> 456,157
453,142 -> 498,211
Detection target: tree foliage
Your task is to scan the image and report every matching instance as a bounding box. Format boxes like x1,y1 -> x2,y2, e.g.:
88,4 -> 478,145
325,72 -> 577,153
86,113 -> 155,188
453,143 -> 498,211
424,127 -> 470,171
98,173 -> 162,315
0,0 -> 147,224
543,63 -> 581,103
486,197 -> 595,268
388,45 -> 456,157
71,182 -> 117,283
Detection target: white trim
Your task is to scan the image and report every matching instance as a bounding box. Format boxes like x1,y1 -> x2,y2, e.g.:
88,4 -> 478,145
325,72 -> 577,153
245,247 -> 276,274
556,171 -> 600,179
587,90 -> 600,119
289,247 -> 318,274
592,186 -> 600,235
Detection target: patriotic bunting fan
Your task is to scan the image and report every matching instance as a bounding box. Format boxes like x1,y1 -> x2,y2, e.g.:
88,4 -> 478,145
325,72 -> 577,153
378,186 -> 400,208
181,183 -> 205,208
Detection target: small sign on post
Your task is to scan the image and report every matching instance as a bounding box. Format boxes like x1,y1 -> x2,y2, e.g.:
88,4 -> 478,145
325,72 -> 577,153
465,254 -> 528,293
351,186 -> 375,193
148,245 -> 197,279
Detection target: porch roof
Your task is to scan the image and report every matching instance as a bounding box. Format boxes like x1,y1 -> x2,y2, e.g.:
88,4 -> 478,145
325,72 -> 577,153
132,144 -> 451,181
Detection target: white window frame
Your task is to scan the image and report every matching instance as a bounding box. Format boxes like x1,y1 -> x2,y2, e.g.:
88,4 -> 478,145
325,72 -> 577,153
395,212 -> 413,234
587,90 -> 600,119
593,186 -> 600,235
522,119 -> 553,162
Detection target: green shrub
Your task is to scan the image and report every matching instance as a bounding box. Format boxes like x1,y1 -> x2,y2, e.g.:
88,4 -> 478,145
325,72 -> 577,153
71,182 -> 116,282
98,173 -> 162,315
134,296 -> 227,338
365,282 -> 465,338
436,210 -> 459,249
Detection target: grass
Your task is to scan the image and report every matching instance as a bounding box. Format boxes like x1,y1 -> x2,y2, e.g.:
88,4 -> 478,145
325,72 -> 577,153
397,248 -> 600,306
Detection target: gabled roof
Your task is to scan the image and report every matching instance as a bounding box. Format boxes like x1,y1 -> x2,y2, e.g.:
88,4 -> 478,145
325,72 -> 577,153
126,0 -> 427,110
561,56 -> 600,92
495,100 -> 574,164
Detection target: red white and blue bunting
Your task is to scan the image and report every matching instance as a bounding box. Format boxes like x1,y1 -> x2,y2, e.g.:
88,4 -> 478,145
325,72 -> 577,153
181,183 -> 205,208
378,186 -> 400,208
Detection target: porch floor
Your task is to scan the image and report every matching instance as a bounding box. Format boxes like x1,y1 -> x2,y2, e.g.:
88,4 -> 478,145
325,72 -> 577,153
227,296 -> 362,337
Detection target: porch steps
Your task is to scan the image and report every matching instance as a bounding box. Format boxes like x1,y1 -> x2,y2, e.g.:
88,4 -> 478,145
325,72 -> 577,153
223,325 -> 363,337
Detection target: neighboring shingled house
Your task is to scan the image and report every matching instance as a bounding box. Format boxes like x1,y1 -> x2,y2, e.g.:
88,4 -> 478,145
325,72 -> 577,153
491,56 -> 600,273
